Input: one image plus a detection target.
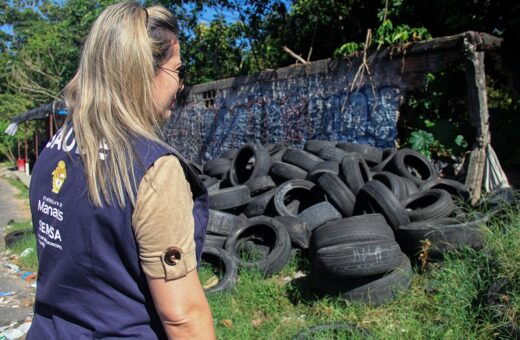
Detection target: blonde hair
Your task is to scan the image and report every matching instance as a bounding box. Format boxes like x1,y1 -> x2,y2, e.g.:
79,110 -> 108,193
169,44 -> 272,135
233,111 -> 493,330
63,1 -> 180,208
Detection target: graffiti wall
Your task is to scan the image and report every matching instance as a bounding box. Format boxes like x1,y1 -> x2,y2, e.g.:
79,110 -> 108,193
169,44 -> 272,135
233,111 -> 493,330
165,58 -> 403,162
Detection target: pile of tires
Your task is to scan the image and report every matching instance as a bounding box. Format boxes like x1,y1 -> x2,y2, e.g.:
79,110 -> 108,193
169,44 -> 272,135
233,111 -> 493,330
309,215 -> 411,305
195,140 -> 487,303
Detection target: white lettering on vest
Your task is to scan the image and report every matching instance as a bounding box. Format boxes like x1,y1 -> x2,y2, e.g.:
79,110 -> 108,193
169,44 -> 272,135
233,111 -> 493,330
62,128 -> 76,152
49,129 -> 64,150
38,220 -> 62,242
38,199 -> 64,221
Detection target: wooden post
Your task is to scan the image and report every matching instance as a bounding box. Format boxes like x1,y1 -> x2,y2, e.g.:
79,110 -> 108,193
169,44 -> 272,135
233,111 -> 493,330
35,128 -> 39,160
463,34 -> 490,205
49,114 -> 54,138
24,124 -> 28,163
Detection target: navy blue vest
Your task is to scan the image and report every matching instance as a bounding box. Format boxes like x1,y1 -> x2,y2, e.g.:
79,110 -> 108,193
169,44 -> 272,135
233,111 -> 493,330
27,129 -> 208,339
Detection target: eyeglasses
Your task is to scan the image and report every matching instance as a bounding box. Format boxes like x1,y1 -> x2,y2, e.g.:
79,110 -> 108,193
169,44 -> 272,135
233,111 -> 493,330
158,64 -> 187,84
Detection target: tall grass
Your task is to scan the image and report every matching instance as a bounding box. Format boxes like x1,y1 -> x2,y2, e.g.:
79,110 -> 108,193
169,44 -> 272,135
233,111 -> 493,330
203,197 -> 520,339
4,220 -> 38,272
4,188 -> 518,339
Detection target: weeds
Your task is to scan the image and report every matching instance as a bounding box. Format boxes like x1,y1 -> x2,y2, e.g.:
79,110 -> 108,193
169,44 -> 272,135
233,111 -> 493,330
3,187 -> 518,339
4,177 -> 29,201
204,194 -> 520,339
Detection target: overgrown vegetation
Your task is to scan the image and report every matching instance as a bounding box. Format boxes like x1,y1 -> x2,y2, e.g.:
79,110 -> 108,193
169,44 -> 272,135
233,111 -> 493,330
199,196 -> 520,339
2,173 -> 518,338
4,177 -> 29,201
2,0 -> 518,175
4,220 -> 38,273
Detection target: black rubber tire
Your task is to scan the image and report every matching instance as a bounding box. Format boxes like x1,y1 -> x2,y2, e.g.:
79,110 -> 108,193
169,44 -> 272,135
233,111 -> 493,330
200,247 -> 238,294
266,142 -> 288,165
306,161 -> 340,182
224,216 -> 292,277
269,149 -> 287,166
336,142 -> 383,165
477,187 -> 516,213
203,158 -> 231,179
296,201 -> 341,232
282,148 -> 323,172
371,148 -> 397,172
313,239 -> 403,278
205,180 -> 222,193
200,175 -> 220,192
420,178 -> 471,202
275,216 -> 311,249
246,176 -> 276,196
266,142 -> 289,155
229,143 -> 271,186
221,148 -> 238,160
187,160 -> 203,175
315,254 -> 411,306
450,206 -> 466,222
402,189 -> 455,222
357,180 -> 410,230
243,188 -> 276,217
4,228 -> 34,248
396,217 -> 487,257
398,176 -> 419,198
294,322 -> 370,339
208,185 -> 251,211
303,140 -> 338,155
372,171 -> 403,200
310,214 -> 395,251
387,148 -> 437,185
204,234 -> 227,249
273,179 -> 323,217
340,153 -> 372,195
317,173 -> 355,217
269,161 -> 308,182
317,147 -> 350,163
207,209 -> 247,236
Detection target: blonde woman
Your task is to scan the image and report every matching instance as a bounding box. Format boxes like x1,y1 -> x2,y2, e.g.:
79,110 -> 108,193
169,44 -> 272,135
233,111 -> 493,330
27,2 -> 215,339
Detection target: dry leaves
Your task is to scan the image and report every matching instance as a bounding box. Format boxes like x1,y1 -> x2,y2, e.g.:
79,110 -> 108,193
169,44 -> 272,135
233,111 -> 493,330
220,319 -> 233,328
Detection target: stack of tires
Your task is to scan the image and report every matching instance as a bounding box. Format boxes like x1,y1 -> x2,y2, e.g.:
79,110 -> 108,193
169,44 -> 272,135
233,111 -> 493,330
309,215 -> 411,305
195,140 -> 487,303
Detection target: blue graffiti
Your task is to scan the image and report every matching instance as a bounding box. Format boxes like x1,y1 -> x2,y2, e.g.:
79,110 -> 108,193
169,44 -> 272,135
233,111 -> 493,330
166,76 -> 401,162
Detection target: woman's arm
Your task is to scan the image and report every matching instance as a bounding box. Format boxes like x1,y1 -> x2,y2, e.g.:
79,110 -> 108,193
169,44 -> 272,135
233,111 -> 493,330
132,155 -> 215,338
147,271 -> 216,339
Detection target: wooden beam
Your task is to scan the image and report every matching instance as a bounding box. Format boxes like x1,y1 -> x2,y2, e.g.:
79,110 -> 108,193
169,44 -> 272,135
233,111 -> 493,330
463,35 -> 491,204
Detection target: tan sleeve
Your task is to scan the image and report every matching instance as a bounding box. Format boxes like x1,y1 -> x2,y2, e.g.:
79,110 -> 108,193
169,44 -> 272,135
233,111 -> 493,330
132,155 -> 196,280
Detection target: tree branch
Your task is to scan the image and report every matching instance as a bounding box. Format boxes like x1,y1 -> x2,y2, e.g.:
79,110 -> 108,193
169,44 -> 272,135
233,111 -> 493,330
282,46 -> 308,64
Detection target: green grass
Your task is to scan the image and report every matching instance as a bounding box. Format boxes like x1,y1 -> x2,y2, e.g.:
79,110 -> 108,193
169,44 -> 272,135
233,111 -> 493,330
4,177 -> 29,201
4,220 -> 38,272
3,182 -> 518,339
202,196 -> 520,339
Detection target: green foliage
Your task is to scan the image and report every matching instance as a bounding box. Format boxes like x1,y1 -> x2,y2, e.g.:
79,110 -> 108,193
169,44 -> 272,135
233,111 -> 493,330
0,94 -> 32,162
374,19 -> 431,45
185,18 -> 245,85
334,42 -> 362,58
196,199 -> 520,339
454,135 -> 468,149
4,219 -> 37,272
333,2 -> 431,58
400,70 -> 472,159
4,177 -> 30,201
407,129 -> 434,158
7,232 -> 38,273
0,0 -> 518,173
487,87 -> 520,170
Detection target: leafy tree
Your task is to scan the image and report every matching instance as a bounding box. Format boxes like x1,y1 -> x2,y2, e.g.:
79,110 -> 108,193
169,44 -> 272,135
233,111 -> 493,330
185,17 -> 244,84
0,94 -> 32,163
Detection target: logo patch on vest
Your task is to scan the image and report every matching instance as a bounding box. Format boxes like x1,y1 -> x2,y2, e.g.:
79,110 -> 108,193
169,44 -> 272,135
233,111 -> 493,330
52,160 -> 67,194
